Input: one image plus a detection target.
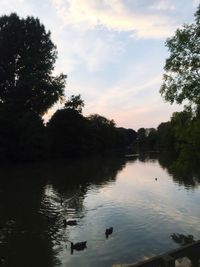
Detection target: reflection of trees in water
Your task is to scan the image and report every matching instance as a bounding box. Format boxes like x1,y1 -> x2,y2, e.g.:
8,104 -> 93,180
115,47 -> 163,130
134,151 -> 200,188
137,152 -> 159,163
40,157 -> 127,245
0,165 -> 57,267
43,156 -> 126,216
0,156 -> 126,267
158,150 -> 200,188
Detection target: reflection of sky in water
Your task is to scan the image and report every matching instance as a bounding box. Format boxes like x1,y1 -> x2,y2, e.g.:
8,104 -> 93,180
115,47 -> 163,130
54,159 -> 200,267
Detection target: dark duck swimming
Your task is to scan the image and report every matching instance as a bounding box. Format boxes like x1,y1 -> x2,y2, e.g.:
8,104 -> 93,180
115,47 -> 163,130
105,227 -> 113,238
70,241 -> 87,254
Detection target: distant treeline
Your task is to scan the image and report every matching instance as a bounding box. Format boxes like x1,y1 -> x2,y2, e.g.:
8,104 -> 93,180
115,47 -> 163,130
0,102 -> 138,161
2,95 -> 200,165
136,109 -> 200,171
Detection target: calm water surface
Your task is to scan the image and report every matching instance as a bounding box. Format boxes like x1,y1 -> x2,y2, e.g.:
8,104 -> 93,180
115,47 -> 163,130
0,155 -> 200,267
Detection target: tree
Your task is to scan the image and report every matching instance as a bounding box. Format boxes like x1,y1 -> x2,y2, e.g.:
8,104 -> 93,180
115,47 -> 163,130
157,121 -> 175,150
160,5 -> 200,112
171,111 -> 192,144
47,108 -> 88,156
88,114 -> 115,128
137,128 -> 146,147
64,94 -> 84,113
0,13 -> 66,116
115,127 -> 137,149
146,128 -> 158,150
0,105 -> 46,160
87,114 -> 116,151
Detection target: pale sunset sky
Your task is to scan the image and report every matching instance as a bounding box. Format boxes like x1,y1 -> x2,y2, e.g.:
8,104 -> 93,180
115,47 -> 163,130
1,0 -> 199,130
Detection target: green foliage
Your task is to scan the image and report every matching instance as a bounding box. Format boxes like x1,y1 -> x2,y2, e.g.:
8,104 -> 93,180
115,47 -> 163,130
160,5 -> 200,111
0,13 -> 66,115
158,5 -> 200,172
157,121 -> 175,150
171,111 -> 192,144
190,114 -> 200,149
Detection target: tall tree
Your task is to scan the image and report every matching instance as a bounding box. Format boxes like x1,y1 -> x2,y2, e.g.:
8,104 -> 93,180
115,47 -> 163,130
0,13 -> 66,115
160,5 -> 200,112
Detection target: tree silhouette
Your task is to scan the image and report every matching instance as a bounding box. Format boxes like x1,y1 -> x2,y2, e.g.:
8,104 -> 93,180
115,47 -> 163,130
0,13 -> 66,116
47,109 -> 88,156
64,94 -> 84,114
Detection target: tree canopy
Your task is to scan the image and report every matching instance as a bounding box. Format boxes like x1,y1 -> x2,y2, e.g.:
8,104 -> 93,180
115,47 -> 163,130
160,5 -> 200,111
64,94 -> 84,113
0,13 -> 66,115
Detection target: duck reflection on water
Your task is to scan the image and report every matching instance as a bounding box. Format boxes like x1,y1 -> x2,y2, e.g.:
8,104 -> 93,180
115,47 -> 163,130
63,219 -> 77,227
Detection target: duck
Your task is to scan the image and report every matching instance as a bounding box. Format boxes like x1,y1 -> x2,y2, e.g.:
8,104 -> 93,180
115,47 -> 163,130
105,227 -> 113,238
70,241 -> 87,254
63,219 -> 77,227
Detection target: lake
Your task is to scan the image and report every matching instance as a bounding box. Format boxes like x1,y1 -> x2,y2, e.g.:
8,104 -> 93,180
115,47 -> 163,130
0,154 -> 200,267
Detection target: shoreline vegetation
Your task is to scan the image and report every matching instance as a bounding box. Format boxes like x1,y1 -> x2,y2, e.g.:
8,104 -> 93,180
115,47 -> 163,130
0,6 -> 200,174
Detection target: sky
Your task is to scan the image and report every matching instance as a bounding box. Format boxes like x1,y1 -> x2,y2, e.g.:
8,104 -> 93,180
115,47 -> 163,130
0,0 -> 199,130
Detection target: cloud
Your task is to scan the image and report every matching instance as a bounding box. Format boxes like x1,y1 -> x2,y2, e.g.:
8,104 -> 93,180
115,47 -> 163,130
51,0 -> 178,39
83,36 -> 125,72
81,75 -> 163,128
54,30 -> 126,74
0,0 -> 29,16
85,75 -> 161,112
1,0 -> 24,9
70,34 -> 125,72
78,69 -> 183,130
149,0 -> 175,11
192,0 -> 200,7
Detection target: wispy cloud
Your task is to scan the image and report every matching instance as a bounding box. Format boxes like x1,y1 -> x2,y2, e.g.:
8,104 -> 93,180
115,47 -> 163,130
51,0 -> 178,39
53,29 -> 126,74
192,0 -> 200,7
149,0 -> 175,11
81,74 -> 182,129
